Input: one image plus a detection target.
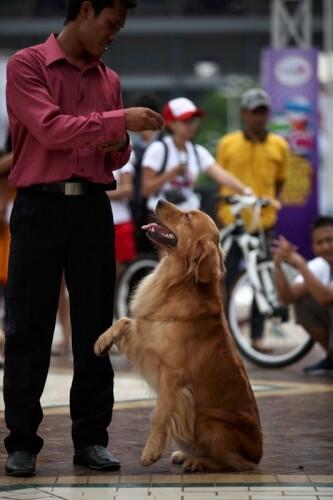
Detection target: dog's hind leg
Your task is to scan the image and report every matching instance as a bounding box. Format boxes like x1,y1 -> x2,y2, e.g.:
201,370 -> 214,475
94,317 -> 133,356
182,456 -> 223,473
171,450 -> 187,465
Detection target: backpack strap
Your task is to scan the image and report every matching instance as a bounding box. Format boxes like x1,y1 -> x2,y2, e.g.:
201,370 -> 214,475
157,138 -> 169,175
191,142 -> 202,173
157,139 -> 201,175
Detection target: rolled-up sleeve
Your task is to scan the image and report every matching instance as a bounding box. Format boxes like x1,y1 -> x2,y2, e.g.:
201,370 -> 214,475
6,53 -> 127,151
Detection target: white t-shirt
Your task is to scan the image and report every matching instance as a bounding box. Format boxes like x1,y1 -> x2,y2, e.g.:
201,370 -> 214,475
110,159 -> 134,225
294,256 -> 333,285
142,135 -> 214,211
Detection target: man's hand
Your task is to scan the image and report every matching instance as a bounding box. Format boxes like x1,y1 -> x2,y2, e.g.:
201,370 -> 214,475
271,235 -> 296,265
125,107 -> 165,132
271,235 -> 304,268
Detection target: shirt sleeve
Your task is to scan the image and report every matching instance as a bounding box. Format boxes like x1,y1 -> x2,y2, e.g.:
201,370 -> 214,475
6,52 -> 127,151
195,144 -> 215,172
294,258 -> 330,284
141,141 -> 166,172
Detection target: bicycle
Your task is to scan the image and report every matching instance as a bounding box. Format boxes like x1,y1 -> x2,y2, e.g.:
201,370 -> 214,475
115,195 -> 314,368
115,252 -> 159,319
219,194 -> 313,368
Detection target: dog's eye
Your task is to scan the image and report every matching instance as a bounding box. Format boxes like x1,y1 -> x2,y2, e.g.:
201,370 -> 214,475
184,212 -> 191,221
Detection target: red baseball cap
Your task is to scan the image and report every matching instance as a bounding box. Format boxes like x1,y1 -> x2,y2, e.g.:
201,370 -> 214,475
162,97 -> 204,123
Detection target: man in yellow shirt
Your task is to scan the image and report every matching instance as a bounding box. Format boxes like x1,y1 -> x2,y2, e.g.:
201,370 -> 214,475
216,88 -> 289,351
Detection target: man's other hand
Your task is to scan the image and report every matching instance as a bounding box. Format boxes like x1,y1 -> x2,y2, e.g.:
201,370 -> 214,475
271,235 -> 297,265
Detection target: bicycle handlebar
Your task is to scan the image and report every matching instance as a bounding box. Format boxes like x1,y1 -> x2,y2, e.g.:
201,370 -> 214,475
216,194 -> 281,211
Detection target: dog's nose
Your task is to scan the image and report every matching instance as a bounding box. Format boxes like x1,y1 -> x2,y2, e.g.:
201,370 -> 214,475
156,199 -> 165,210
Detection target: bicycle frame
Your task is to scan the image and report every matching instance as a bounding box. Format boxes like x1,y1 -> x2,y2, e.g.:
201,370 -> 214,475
219,196 -> 281,317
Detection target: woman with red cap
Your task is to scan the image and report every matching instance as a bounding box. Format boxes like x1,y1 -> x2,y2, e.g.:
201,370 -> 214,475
141,97 -> 252,213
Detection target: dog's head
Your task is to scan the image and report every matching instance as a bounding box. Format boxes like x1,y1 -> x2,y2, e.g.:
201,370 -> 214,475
144,200 -> 225,284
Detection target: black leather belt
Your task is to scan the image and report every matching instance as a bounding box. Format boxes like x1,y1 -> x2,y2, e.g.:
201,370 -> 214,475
18,179 -> 117,196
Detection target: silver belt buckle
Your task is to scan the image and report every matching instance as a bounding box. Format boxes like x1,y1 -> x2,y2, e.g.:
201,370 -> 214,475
64,182 -> 84,196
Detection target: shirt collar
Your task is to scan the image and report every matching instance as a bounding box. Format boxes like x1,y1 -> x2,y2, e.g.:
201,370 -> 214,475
44,34 -> 67,66
44,33 -> 106,72
243,130 -> 269,143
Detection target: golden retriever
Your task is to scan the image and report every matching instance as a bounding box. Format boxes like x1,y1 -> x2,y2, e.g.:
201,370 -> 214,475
94,200 -> 262,472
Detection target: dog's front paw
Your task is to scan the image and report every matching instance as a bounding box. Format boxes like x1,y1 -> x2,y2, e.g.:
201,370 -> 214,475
140,446 -> 162,466
140,434 -> 165,466
94,330 -> 113,357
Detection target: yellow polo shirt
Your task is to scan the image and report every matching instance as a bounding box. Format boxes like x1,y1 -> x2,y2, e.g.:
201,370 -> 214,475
216,131 -> 289,231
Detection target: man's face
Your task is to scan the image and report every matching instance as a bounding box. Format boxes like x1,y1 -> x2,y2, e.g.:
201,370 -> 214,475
78,1 -> 127,59
312,225 -> 333,265
242,106 -> 269,134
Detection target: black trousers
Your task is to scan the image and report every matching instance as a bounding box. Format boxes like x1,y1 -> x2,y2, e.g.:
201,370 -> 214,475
3,189 -> 115,454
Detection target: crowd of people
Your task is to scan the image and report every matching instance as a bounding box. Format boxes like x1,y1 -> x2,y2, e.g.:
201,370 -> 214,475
2,86 -> 332,373
0,0 -> 332,480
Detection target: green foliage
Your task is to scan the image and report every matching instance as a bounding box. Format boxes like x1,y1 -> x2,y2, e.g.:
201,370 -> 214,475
196,91 -> 229,156
194,78 -> 256,188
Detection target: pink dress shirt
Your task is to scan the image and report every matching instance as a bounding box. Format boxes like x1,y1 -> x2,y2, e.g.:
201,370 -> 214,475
6,34 -> 130,187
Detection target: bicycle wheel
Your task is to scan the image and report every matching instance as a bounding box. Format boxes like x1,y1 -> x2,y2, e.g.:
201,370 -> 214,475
227,260 -> 314,368
115,253 -> 159,319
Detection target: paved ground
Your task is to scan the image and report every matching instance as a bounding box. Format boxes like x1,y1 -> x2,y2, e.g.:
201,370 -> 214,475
0,344 -> 332,499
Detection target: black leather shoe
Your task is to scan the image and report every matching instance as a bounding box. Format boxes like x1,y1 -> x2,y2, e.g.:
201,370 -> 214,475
5,451 -> 36,477
73,445 -> 121,471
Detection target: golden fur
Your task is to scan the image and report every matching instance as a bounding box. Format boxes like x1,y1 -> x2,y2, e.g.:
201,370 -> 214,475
95,201 -> 262,472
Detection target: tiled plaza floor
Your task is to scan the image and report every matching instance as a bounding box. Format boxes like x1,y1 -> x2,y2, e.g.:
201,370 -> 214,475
0,344 -> 332,500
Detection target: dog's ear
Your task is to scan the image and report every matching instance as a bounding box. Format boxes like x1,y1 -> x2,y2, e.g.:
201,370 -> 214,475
189,239 -> 225,284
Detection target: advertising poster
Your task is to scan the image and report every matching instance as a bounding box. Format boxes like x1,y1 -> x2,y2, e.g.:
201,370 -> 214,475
261,48 -> 319,258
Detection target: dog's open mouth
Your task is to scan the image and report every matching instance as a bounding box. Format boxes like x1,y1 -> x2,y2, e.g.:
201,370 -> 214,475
142,223 -> 177,247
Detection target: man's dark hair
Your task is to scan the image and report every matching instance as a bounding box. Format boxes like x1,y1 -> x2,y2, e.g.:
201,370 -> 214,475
310,215 -> 333,235
65,0 -> 137,22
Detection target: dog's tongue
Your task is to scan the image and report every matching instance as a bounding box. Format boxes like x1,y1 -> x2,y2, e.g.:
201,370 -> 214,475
142,223 -> 169,237
142,223 -> 157,232
142,223 -> 177,245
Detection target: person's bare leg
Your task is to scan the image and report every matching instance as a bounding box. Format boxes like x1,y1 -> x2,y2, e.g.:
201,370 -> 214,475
304,325 -> 329,354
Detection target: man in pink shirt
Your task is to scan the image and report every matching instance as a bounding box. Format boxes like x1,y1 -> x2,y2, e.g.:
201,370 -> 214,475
4,0 -> 164,477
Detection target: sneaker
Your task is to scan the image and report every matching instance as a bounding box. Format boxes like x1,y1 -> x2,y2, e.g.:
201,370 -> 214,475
303,356 -> 333,376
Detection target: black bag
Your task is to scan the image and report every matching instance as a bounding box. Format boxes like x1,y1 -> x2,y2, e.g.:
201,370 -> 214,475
164,188 -> 187,204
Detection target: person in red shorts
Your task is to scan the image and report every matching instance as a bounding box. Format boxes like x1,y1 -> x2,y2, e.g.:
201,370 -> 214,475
108,154 -> 136,275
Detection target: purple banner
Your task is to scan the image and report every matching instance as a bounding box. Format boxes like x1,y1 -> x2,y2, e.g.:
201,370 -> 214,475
261,48 -> 319,258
